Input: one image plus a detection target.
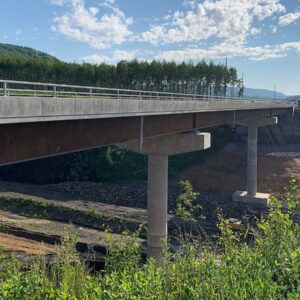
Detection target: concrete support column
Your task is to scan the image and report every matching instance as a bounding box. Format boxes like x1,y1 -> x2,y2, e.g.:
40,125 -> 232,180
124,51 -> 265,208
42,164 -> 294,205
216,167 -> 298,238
247,126 -> 257,197
117,132 -> 211,260
233,117 -> 278,206
147,155 -> 168,261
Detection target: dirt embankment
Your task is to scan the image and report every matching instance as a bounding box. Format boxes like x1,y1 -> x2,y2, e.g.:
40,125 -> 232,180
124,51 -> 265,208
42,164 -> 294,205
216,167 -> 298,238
172,151 -> 300,195
0,232 -> 56,255
172,113 -> 300,195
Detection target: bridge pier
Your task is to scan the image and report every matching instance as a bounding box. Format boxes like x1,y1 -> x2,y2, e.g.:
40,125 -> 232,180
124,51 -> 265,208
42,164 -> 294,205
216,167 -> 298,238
147,154 -> 168,260
233,117 -> 278,206
118,131 -> 211,261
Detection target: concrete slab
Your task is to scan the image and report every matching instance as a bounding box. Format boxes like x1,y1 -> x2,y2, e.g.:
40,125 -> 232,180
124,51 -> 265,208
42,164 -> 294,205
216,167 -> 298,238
232,191 -> 270,206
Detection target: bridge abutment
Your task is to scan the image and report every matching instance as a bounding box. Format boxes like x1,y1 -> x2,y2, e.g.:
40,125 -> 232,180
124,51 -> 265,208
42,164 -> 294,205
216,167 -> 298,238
233,117 -> 278,206
118,131 -> 211,261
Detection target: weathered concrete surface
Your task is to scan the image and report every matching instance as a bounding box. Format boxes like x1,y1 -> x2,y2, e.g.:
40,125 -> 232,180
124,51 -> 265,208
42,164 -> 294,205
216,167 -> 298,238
0,96 -> 293,124
0,108 -> 291,166
147,155 -> 168,261
247,126 -> 258,197
120,132 -> 211,260
118,132 -> 211,156
237,116 -> 278,128
233,191 -> 269,206
233,117 -> 279,206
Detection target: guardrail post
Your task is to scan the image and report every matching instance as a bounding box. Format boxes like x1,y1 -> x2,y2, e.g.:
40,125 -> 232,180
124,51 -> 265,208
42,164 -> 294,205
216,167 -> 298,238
89,88 -> 92,98
3,82 -> 7,96
117,90 -> 120,100
53,85 -> 57,98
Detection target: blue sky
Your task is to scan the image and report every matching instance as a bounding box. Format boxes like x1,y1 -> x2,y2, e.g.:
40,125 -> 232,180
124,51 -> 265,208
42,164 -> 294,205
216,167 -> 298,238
0,0 -> 300,94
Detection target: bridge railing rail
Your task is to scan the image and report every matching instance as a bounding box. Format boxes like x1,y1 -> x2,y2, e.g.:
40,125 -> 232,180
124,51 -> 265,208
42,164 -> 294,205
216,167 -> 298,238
0,79 -> 284,103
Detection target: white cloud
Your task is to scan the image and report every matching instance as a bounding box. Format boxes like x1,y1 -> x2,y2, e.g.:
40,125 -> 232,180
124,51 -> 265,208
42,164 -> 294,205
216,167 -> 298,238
51,0 -> 133,49
140,0 -> 285,45
271,25 -> 277,33
81,50 -> 138,64
104,0 -> 115,4
279,12 -> 300,26
16,29 -> 22,36
183,0 -> 197,8
157,40 -> 300,62
50,0 -> 300,63
50,0 -> 70,6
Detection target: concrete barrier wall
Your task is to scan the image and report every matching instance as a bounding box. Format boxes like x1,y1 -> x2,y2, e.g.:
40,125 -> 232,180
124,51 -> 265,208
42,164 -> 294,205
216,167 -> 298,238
0,96 -> 293,124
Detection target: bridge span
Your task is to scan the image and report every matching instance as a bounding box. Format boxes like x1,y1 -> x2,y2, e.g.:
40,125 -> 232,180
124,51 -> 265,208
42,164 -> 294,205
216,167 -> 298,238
0,79 -> 296,260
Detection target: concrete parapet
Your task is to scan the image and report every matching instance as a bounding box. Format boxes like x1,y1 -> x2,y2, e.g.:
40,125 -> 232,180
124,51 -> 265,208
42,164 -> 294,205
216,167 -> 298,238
0,96 -> 293,125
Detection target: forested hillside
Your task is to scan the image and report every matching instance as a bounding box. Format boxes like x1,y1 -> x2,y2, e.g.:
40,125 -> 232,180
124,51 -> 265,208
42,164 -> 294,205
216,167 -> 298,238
0,51 -> 240,95
0,43 -> 58,62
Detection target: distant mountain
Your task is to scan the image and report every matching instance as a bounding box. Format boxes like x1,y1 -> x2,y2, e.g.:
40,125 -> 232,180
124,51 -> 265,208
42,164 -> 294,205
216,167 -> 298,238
243,87 -> 286,99
0,43 -> 59,61
286,95 -> 300,101
227,86 -> 286,99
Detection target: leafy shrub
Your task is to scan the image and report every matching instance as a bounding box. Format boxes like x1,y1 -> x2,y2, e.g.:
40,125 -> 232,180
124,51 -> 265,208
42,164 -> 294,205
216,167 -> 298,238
0,180 -> 299,299
175,180 -> 204,221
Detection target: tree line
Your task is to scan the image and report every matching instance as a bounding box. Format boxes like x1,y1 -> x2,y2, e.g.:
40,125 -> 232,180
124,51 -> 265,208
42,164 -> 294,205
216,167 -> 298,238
0,55 -> 242,96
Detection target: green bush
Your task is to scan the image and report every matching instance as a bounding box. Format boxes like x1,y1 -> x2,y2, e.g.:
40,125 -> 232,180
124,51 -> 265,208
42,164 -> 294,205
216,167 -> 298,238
175,180 -> 203,221
0,180 -> 299,299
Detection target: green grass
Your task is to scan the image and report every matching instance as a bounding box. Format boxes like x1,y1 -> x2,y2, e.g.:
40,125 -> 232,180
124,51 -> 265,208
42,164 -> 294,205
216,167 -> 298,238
0,179 -> 299,299
0,196 -> 142,234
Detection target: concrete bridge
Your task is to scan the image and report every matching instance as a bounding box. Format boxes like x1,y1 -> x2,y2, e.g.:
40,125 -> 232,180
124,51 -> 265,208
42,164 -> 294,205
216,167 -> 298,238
0,79 -> 296,260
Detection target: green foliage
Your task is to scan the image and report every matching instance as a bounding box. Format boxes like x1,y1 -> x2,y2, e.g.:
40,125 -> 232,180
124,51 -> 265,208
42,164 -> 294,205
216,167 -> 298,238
0,196 -> 140,234
175,180 -> 204,221
1,180 -> 299,299
0,53 -> 239,95
0,43 -> 58,62
0,180 -> 299,299
136,223 -> 148,239
285,177 -> 300,216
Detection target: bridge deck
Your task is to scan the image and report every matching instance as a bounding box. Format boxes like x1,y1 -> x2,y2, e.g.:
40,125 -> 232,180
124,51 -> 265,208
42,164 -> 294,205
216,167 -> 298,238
0,79 -> 294,124
0,80 -> 295,165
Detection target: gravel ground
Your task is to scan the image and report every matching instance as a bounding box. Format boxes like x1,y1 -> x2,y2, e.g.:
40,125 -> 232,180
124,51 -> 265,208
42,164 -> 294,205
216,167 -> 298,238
45,180 -> 262,225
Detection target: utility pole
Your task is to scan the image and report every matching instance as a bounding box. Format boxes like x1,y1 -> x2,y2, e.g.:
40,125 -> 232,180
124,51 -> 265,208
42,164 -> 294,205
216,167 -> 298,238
224,57 -> 228,97
274,84 -> 276,101
242,73 -> 244,99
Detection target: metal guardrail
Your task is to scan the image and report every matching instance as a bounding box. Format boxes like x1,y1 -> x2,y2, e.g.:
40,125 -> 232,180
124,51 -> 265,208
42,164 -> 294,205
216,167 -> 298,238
0,79 -> 285,103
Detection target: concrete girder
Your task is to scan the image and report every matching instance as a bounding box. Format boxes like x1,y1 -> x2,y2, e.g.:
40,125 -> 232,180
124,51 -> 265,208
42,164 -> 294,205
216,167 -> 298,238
0,109 -> 291,166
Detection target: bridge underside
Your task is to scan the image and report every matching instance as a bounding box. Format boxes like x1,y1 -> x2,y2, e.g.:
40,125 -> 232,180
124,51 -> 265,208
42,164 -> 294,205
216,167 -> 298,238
0,107 -> 290,166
